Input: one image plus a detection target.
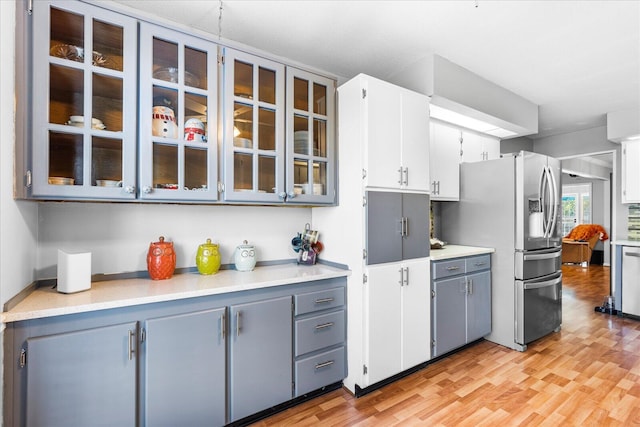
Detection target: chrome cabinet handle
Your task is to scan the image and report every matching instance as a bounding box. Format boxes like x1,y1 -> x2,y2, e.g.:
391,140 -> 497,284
446,266 -> 460,271
236,311 -> 242,337
399,268 -> 404,286
278,191 -> 287,200
404,267 -> 409,286
403,167 -> 409,185
315,322 -> 334,330
315,360 -> 334,370
398,167 -> 403,184
468,278 -> 473,295
287,191 -> 296,199
220,313 -> 226,339
128,330 -> 135,360
315,297 -> 334,304
474,262 -> 486,267
142,186 -> 152,194
124,185 -> 135,194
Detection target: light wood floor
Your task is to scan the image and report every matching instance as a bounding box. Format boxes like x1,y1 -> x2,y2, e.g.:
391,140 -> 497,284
252,265 -> 640,426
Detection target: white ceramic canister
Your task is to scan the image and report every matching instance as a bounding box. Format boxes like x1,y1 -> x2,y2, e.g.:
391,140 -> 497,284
234,240 -> 256,272
184,118 -> 207,142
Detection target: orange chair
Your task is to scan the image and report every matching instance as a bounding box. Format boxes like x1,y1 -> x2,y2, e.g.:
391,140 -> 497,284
561,224 -> 608,266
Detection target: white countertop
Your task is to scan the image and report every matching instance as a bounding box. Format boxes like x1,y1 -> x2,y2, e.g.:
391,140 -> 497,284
429,245 -> 495,261
613,240 -> 640,247
2,263 -> 350,323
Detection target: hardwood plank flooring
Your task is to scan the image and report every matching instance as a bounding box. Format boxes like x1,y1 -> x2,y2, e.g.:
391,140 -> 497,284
251,265 -> 640,426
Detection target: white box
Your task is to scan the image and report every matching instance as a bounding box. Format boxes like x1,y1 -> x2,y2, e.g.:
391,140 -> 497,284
57,250 -> 92,294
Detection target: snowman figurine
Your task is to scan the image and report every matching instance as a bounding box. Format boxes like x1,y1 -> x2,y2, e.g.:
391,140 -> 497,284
152,105 -> 178,138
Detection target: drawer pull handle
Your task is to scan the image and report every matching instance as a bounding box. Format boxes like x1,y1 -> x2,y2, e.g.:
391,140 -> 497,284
474,262 -> 486,266
315,297 -> 334,304
315,360 -> 335,370
446,266 -> 460,271
315,322 -> 334,330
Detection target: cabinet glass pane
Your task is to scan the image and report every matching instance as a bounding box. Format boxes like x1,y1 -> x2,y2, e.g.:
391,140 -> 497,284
153,143 -> 178,189
234,102 -> 253,146
313,161 -> 327,195
92,137 -> 123,186
49,8 -> 84,62
313,118 -> 326,157
184,92 -> 208,143
258,108 -> 276,150
49,132 -> 83,185
313,83 -> 327,115
293,160 -> 308,187
293,77 -> 308,110
152,38 -> 179,82
258,67 -> 276,104
50,65 -> 83,126
235,60 -> 253,99
234,153 -> 253,191
152,86 -> 179,139
185,46 -> 207,89
92,19 -> 123,71
93,74 -> 122,132
293,115 -> 309,155
258,156 -> 276,193
185,147 -> 208,190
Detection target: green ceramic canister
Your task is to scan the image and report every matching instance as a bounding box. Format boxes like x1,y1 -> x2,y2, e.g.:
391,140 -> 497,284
196,238 -> 221,275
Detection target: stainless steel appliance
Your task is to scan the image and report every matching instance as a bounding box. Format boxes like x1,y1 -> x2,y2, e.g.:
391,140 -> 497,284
441,151 -> 562,351
622,246 -> 640,316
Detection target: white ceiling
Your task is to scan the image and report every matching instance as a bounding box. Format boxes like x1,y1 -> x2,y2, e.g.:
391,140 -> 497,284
112,0 -> 640,139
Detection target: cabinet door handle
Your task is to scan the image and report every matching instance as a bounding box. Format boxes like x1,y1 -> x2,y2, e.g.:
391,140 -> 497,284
124,185 -> 135,194
403,167 -> 409,185
404,217 -> 409,237
142,186 -> 152,194
236,311 -> 242,337
220,312 -> 226,339
315,297 -> 334,304
315,360 -> 335,370
468,278 -> 473,295
128,330 -> 135,360
404,267 -> 409,286
315,322 -> 334,330
287,191 -> 296,199
446,266 -> 460,271
474,262 -> 486,267
399,268 -> 404,286
398,167 -> 403,185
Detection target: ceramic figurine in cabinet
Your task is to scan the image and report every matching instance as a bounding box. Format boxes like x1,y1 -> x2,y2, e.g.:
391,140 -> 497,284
196,238 -> 221,275
147,236 -> 176,280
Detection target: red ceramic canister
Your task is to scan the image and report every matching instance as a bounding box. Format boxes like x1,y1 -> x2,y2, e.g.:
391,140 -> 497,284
147,236 -> 176,280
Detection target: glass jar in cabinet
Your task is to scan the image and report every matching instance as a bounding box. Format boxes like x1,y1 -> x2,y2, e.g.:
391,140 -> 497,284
138,23 -> 218,202
222,48 -> 286,203
286,67 -> 336,204
30,0 -> 138,199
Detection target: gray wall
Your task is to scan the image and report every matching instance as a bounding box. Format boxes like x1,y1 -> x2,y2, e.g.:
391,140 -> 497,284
501,136 -> 534,154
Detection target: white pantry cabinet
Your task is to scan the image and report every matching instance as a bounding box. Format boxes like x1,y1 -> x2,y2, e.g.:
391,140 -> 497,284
622,140 -> 640,203
312,74 -> 431,395
365,259 -> 430,385
430,120 -> 461,201
361,75 -> 430,192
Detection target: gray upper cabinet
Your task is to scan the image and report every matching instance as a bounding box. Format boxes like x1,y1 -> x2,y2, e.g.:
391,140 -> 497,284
30,0 -> 138,200
142,308 -> 226,427
25,322 -> 138,427
229,296 -> 293,422
222,48 -> 286,203
285,67 -> 336,204
366,191 -> 430,264
138,23 -> 219,202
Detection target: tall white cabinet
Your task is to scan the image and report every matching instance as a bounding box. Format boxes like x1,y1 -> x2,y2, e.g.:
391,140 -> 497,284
313,74 -> 431,394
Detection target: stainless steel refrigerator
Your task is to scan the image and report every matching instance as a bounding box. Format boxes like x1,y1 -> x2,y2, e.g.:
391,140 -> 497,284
441,151 -> 562,351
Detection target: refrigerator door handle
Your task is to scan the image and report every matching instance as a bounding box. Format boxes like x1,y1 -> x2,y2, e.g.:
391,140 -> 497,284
539,167 -> 549,237
523,250 -> 562,261
522,273 -> 562,290
547,165 -> 559,239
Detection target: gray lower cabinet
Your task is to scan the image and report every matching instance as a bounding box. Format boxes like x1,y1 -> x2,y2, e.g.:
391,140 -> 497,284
432,254 -> 491,358
142,308 -> 226,427
25,322 -> 138,427
229,296 -> 293,422
293,287 -> 346,397
5,278 -> 346,426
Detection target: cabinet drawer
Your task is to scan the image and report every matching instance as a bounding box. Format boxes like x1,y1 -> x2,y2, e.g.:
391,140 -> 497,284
294,346 -> 345,397
466,255 -> 491,273
294,287 -> 345,316
294,310 -> 345,356
432,259 -> 466,280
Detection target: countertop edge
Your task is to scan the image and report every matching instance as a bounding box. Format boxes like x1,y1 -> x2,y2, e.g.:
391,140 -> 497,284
429,245 -> 495,261
2,264 -> 351,324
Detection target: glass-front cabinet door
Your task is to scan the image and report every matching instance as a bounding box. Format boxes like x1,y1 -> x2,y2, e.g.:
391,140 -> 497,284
138,23 -> 218,201
222,48 -> 285,203
31,1 -> 137,199
286,68 -> 335,204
